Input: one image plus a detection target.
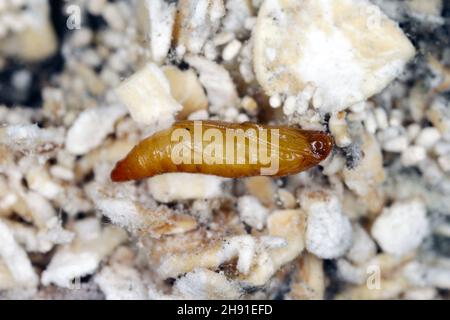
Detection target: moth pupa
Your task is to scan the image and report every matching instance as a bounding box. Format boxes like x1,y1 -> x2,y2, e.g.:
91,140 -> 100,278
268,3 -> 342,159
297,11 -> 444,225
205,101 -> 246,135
111,121 -> 333,181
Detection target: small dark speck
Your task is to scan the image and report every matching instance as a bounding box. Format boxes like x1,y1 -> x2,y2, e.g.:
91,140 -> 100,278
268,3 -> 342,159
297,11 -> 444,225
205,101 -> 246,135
164,278 -> 176,286
323,113 -> 331,132
101,215 -> 112,226
323,259 -> 343,300
178,60 -> 191,71
341,142 -> 362,170
433,234 -> 450,258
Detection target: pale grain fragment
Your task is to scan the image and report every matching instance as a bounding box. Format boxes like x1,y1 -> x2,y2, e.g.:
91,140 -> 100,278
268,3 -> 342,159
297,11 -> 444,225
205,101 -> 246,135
115,63 -> 182,126
163,66 -> 208,119
253,0 -> 415,112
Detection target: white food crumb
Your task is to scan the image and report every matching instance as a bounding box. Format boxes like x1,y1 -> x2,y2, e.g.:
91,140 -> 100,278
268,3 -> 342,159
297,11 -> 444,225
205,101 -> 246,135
115,63 -> 182,126
65,105 -> 127,155
401,145 -> 427,166
371,199 -> 429,256
185,55 -> 239,109
147,0 -> 176,64
41,219 -> 127,288
269,94 -> 282,109
222,39 -> 242,61
346,224 -> 377,265
415,127 -> 441,149
95,264 -> 147,300
148,173 -> 226,203
237,196 -> 269,230
0,219 -> 38,287
173,268 -> 241,300
301,191 -> 352,259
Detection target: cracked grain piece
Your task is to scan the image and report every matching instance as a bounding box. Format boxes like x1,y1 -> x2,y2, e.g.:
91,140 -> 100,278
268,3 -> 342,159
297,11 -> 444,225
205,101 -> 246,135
173,268 -> 242,299
245,176 -> 276,208
267,209 -> 306,268
243,209 -> 306,286
115,63 -> 182,126
301,190 -> 352,259
41,218 -> 127,288
185,55 -> 239,109
371,199 -> 429,257
174,0 -> 225,54
162,66 -> 208,119
0,219 -> 38,288
146,0 -> 177,64
147,173 -> 226,202
94,195 -> 197,237
95,263 -> 148,300
65,105 -> 127,156
342,133 -> 385,214
13,0 -> 58,62
253,0 -> 415,112
288,253 -> 325,300
157,235 -> 256,279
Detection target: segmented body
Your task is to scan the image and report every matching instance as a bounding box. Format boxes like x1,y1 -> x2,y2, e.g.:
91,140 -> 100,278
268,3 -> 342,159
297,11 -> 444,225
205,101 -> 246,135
111,121 -> 333,181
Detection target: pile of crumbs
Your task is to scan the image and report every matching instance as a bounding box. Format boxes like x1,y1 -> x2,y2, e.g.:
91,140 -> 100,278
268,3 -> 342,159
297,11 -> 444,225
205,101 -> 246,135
0,0 -> 450,300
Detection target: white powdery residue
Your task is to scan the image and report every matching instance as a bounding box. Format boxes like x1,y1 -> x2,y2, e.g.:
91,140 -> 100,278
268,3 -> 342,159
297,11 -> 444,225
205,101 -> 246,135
218,235 -> 256,274
253,0 -> 415,113
65,105 -> 127,155
4,221 -> 52,253
174,268 -> 241,300
329,112 -> 352,147
2,123 -> 39,143
115,63 -> 182,126
403,262 -> 450,290
41,251 -> 99,288
39,217 -> 75,246
265,47 -> 276,62
346,224 -> 377,265
95,264 -> 147,300
425,267 -> 450,289
95,196 -> 142,231
24,191 -> 57,229
260,236 -> 288,249
302,191 -> 352,259
237,195 -> 269,230
0,219 -> 38,287
269,93 -> 282,108
297,28 -> 365,113
188,109 -> 209,121
374,107 -> 389,130
336,259 -> 366,285
222,39 -> 242,61
282,95 -> 297,116
266,209 -> 306,267
41,219 -> 127,288
401,145 -> 426,166
0,124 -> 64,152
177,0 -> 225,54
148,173 -> 226,203
379,127 -> 409,152
371,199 -> 429,256
213,32 -> 234,46
438,155 -> 450,172
25,166 -> 63,200
102,3 -> 126,30
415,127 -> 441,149
222,0 -> 252,34
185,55 -> 239,108
147,0 -> 176,63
